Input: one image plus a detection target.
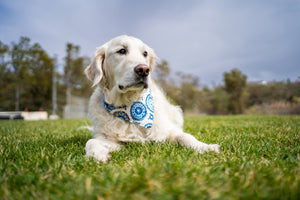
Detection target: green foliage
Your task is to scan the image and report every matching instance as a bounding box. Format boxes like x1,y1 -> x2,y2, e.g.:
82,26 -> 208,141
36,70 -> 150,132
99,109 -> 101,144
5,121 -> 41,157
0,38 -> 92,114
10,37 -> 32,111
0,37 -> 54,111
0,41 -> 14,110
153,59 -> 170,89
1,37 -> 299,116
23,43 -> 54,110
246,81 -> 300,106
63,43 -> 92,97
153,61 -> 299,115
0,116 -> 299,199
223,68 -> 247,114
207,86 -> 230,114
0,41 -> 9,66
153,60 -> 205,112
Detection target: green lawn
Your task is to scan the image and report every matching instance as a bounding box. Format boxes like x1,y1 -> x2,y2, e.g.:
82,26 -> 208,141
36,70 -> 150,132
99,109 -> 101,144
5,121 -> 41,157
0,115 -> 299,200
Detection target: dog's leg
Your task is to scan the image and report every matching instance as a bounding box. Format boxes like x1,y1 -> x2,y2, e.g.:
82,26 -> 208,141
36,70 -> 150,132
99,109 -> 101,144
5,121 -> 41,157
85,137 -> 121,163
171,132 -> 220,154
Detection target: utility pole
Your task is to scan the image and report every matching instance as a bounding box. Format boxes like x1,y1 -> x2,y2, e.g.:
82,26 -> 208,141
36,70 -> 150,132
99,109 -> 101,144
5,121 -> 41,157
50,55 -> 59,119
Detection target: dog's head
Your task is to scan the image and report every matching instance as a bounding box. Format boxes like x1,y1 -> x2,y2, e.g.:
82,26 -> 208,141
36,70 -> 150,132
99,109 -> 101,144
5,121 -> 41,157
85,35 -> 157,93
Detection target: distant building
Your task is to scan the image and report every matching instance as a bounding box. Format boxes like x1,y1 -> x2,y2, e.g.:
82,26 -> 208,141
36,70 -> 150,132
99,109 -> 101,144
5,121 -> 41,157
63,90 -> 89,118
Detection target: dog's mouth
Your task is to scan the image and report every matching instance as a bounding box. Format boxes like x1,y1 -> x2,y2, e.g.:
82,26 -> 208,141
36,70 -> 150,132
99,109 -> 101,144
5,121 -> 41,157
118,80 -> 148,91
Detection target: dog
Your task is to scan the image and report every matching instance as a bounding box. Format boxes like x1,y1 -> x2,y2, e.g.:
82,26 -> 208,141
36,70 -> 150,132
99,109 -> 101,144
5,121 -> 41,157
84,35 -> 220,162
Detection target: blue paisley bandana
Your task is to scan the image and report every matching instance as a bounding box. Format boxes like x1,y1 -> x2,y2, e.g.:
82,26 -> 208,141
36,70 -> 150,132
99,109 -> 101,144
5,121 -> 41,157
102,89 -> 154,129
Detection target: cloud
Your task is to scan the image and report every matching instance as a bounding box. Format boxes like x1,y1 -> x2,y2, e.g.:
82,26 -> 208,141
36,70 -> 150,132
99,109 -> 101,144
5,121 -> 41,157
0,0 -> 299,85
140,0 -> 300,84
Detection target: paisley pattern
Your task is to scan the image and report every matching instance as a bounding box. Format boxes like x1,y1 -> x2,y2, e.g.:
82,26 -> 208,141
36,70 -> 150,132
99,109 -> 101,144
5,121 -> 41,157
102,89 -> 154,129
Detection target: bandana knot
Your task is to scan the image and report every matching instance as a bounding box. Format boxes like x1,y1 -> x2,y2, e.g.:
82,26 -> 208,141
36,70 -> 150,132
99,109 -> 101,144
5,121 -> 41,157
102,89 -> 154,129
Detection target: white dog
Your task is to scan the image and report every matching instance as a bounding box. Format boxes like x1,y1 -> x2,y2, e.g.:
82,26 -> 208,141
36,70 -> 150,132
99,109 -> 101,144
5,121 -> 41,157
85,35 -> 220,162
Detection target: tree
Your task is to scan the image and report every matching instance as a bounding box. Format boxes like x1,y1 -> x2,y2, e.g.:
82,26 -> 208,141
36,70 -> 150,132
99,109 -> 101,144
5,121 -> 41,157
64,43 -> 80,88
0,41 -> 15,110
0,41 -> 9,71
10,37 -> 31,111
223,68 -> 247,114
0,41 -> 9,82
174,72 -> 201,112
0,37 -> 55,111
63,43 -> 92,97
209,86 -> 230,114
22,43 -> 54,111
153,60 -> 170,90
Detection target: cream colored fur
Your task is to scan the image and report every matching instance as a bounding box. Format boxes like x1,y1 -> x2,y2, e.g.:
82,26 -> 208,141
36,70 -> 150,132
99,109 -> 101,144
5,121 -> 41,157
85,35 -> 220,162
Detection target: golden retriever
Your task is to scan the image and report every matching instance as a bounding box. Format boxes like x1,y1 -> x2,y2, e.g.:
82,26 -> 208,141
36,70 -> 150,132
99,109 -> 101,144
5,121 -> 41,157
85,35 -> 220,162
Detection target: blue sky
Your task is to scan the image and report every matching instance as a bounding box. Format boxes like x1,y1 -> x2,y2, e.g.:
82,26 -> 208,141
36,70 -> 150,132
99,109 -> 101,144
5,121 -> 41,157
0,0 -> 299,85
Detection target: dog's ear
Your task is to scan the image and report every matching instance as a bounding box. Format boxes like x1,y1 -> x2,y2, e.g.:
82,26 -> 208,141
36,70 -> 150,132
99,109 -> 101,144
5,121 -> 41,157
149,48 -> 157,73
85,45 -> 107,87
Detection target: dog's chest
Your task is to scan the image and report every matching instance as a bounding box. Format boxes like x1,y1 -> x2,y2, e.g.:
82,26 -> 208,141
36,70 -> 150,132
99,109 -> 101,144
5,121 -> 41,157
89,87 -> 153,142
102,115 -> 151,142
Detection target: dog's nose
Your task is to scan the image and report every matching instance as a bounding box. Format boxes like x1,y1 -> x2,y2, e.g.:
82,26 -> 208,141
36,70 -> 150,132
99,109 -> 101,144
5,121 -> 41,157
134,64 -> 150,77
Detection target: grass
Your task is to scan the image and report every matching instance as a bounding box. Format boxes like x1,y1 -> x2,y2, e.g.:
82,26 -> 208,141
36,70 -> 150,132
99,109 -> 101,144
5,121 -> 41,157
0,115 -> 299,200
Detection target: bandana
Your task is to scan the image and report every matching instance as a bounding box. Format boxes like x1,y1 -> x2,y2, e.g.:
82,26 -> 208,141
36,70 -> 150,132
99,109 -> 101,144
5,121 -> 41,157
102,89 -> 154,129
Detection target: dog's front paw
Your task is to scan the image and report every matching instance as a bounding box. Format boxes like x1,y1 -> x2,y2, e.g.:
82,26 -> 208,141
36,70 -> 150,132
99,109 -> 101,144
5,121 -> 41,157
207,144 -> 220,153
85,139 -> 110,163
86,150 -> 111,163
194,143 -> 220,154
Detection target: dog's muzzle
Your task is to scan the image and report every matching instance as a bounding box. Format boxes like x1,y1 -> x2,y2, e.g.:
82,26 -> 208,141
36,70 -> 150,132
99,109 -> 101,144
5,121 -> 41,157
118,64 -> 150,91
134,64 -> 150,77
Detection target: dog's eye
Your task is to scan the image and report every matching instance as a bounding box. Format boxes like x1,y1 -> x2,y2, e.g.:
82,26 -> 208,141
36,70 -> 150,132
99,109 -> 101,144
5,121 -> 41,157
143,51 -> 148,57
117,48 -> 127,55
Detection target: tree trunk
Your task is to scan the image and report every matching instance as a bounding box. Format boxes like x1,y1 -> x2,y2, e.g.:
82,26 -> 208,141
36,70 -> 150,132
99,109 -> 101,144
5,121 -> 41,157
15,80 -> 20,111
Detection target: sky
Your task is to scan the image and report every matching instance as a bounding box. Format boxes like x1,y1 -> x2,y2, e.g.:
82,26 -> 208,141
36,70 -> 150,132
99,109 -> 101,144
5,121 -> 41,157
0,0 -> 299,86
